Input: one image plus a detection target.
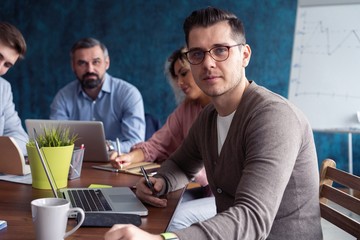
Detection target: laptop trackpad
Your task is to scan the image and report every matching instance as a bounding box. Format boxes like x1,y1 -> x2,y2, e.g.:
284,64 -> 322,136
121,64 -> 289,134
109,195 -> 135,202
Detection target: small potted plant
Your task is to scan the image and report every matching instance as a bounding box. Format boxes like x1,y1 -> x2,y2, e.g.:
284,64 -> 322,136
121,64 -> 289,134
27,126 -> 78,189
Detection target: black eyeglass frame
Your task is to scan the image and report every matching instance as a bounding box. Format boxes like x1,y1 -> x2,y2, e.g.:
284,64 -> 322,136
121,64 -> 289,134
184,43 -> 245,65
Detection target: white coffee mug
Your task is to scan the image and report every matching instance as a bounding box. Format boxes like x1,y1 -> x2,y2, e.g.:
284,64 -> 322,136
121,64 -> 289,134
31,197 -> 85,240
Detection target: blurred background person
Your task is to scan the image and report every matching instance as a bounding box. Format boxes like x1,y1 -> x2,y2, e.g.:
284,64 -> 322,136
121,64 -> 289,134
50,37 -> 145,153
0,22 -> 28,155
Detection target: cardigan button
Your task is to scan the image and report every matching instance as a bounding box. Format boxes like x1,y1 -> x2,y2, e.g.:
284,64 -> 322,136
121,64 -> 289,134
216,188 -> 222,194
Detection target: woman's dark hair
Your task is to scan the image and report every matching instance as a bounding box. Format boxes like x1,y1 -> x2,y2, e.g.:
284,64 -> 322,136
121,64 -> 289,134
167,46 -> 187,79
164,47 -> 188,104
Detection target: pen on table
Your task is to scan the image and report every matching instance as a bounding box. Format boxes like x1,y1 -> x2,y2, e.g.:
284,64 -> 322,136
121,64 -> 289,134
0,220 -> 7,230
92,165 -> 119,173
116,138 -> 124,170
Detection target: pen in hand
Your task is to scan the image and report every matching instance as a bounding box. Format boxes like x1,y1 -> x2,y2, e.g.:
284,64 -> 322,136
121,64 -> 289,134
115,138 -> 124,170
140,166 -> 156,194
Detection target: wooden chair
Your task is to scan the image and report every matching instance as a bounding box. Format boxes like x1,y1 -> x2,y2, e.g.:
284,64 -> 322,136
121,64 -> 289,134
319,158 -> 360,239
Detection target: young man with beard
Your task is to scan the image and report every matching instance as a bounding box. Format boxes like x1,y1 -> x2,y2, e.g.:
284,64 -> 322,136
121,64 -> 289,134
0,22 -> 28,155
104,7 -> 322,240
50,38 -> 145,153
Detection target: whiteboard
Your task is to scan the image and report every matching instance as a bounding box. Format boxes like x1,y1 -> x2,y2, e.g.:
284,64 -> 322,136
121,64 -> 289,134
288,0 -> 360,132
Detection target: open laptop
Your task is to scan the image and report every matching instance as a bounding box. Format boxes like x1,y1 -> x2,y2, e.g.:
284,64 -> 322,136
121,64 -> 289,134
32,135 -> 148,217
25,119 -> 109,162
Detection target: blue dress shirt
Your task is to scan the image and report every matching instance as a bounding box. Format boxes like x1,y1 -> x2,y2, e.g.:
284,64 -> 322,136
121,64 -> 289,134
0,77 -> 29,155
49,73 -> 145,153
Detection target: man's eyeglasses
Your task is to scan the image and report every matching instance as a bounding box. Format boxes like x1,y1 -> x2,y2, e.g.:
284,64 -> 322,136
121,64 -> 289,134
184,43 -> 244,65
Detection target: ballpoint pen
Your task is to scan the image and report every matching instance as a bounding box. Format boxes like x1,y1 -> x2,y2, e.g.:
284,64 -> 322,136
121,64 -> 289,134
140,166 -> 156,194
92,165 -> 120,173
116,138 -> 124,170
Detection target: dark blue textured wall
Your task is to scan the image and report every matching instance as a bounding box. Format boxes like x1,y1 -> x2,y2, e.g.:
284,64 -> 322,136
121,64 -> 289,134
1,0 -> 359,174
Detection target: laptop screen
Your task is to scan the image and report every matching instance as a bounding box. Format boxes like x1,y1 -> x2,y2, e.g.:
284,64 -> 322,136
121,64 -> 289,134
25,119 -> 109,162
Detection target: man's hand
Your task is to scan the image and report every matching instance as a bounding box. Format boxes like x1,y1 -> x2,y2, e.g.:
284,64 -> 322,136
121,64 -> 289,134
136,177 -> 167,208
104,224 -> 163,240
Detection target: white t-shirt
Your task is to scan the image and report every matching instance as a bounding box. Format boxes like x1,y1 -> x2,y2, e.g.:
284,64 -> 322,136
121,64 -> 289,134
217,110 -> 236,154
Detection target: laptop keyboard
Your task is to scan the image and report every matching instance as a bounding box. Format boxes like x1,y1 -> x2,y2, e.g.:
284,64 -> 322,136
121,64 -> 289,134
67,189 -> 112,212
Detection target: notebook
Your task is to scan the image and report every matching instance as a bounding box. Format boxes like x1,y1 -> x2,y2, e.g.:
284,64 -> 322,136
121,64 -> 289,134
32,135 -> 148,217
92,162 -> 160,176
25,119 -> 109,162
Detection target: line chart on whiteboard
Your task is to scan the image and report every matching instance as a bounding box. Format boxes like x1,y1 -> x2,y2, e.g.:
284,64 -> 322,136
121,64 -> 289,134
288,3 -> 360,131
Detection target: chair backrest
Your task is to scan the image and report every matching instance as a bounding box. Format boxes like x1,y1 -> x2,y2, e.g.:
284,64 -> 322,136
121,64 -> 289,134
319,158 -> 360,239
145,113 -> 162,141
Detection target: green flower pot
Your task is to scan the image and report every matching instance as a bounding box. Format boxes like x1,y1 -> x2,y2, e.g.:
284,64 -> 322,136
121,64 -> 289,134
26,144 -> 74,189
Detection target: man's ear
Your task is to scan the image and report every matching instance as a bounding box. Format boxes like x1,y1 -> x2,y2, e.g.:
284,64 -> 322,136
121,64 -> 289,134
242,44 -> 251,67
105,56 -> 110,70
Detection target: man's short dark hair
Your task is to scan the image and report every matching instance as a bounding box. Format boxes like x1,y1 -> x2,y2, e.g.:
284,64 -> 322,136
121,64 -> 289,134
0,22 -> 27,59
183,6 -> 246,46
70,37 -> 109,58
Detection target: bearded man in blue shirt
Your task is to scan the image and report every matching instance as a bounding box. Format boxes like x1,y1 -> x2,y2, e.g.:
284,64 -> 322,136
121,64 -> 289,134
50,38 -> 145,153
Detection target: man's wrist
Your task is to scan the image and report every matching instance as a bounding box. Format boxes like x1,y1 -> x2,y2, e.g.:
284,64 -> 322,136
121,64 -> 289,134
106,140 -> 115,151
160,232 -> 179,240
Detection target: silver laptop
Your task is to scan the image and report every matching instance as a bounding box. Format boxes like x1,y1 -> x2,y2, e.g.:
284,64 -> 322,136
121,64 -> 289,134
32,135 -> 148,216
25,119 -> 109,162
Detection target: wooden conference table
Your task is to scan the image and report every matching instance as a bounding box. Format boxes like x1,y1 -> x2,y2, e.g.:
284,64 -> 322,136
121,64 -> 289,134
0,162 -> 185,240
